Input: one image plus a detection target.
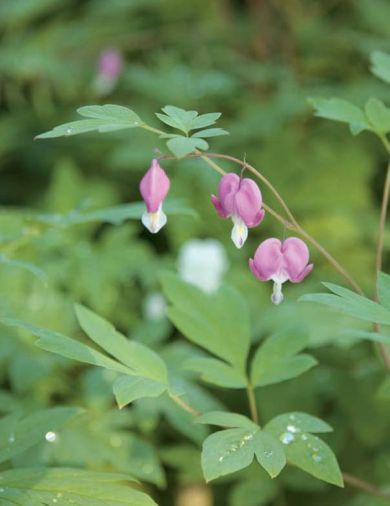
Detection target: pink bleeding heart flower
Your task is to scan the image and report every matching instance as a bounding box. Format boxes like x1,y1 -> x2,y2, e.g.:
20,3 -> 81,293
99,49 -> 123,79
140,159 -> 170,233
249,237 -> 313,304
94,49 -> 123,95
211,173 -> 265,248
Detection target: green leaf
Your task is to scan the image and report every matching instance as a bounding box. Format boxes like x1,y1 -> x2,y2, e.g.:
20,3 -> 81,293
166,136 -> 208,158
0,407 -> 82,464
34,199 -> 198,226
161,272 -> 251,373
377,272 -> 390,310
158,105 -> 198,133
254,431 -> 286,478
264,412 -> 333,435
2,317 -> 133,374
308,97 -> 370,135
201,428 -> 257,482
250,327 -> 317,387
264,412 -> 342,487
341,330 -> 390,344
156,107 -> 222,133
371,51 -> 390,84
195,411 -> 259,430
0,253 -> 46,283
364,97 -> 390,133
75,305 -> 168,384
184,357 -> 247,388
300,282 -> 390,325
190,112 -> 221,130
0,468 -> 157,505
192,128 -> 229,138
36,104 -> 142,139
281,433 -> 343,487
113,376 -> 167,408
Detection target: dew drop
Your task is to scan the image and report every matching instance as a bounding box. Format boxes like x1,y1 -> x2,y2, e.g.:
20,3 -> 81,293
301,434 -> 308,441
287,424 -> 300,433
280,432 -> 295,445
264,451 -> 273,457
0,488 -> 4,493
218,456 -> 224,462
65,128 -> 72,136
312,453 -> 322,462
289,415 -> 296,421
53,499 -> 58,504
243,433 -> 254,441
8,434 -> 15,444
45,431 -> 58,443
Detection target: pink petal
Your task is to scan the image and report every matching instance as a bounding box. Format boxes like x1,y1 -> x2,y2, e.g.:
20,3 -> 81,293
211,195 -> 228,218
217,173 -> 240,217
99,49 -> 123,78
282,237 -> 310,282
249,258 -> 262,280
289,263 -> 313,283
250,208 -> 265,228
251,238 -> 283,281
140,159 -> 170,213
234,178 -> 263,227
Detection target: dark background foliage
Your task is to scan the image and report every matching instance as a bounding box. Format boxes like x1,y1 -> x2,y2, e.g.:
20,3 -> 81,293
0,1 -> 389,505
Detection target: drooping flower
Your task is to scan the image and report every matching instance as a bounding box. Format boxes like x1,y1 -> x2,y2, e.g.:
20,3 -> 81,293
93,49 -> 123,96
211,173 -> 265,248
140,159 -> 170,233
178,239 -> 228,293
249,237 -> 313,305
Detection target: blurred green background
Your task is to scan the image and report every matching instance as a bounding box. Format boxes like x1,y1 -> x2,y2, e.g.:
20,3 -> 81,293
0,1 -> 389,505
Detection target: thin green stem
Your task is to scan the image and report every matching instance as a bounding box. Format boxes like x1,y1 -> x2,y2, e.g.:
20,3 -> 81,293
169,393 -> 201,417
342,472 -> 390,500
246,384 -> 259,424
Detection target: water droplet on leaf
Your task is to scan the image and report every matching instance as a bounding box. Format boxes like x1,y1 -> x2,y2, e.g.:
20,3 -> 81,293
45,431 -> 57,443
280,432 -> 295,445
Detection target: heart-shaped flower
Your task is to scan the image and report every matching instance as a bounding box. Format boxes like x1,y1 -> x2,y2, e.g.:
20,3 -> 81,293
211,173 -> 265,248
249,237 -> 313,304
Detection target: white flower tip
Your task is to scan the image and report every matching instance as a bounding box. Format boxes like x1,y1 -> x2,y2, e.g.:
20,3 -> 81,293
231,217 -> 248,249
141,207 -> 167,234
271,281 -> 284,305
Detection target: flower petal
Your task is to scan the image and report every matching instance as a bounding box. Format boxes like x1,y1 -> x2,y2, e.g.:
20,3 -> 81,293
140,159 -> 170,213
211,194 -> 229,218
289,263 -> 314,283
231,215 -> 248,248
141,205 -> 167,233
251,238 -> 283,281
282,237 -> 311,282
234,178 -> 263,227
217,173 -> 240,217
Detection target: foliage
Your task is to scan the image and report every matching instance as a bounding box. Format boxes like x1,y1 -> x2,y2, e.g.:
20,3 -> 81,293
1,1 -> 390,505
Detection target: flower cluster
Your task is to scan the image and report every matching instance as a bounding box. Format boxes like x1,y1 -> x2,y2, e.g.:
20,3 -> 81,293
139,160 -> 313,304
